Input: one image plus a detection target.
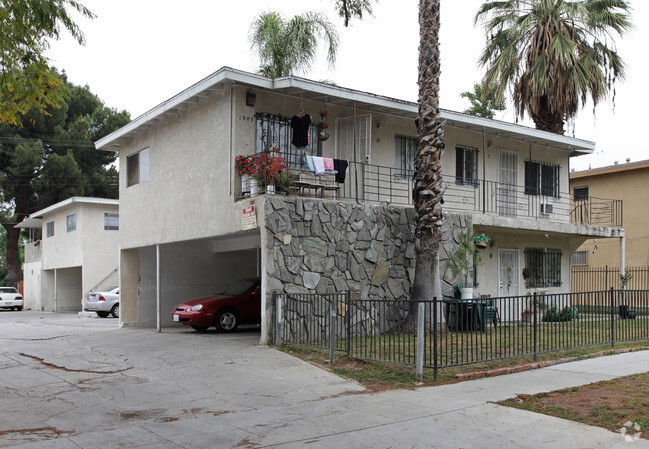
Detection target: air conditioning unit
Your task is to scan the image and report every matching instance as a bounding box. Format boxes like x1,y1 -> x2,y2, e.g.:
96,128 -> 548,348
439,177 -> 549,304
540,203 -> 554,214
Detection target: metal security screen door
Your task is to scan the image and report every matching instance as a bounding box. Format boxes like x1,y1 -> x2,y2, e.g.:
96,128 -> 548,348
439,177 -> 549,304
499,249 -> 521,322
336,114 -> 372,199
498,150 -> 519,217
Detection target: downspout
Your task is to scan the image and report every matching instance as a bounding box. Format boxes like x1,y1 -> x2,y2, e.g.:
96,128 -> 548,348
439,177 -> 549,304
156,244 -> 161,333
620,232 -> 626,280
229,84 -> 235,196
54,268 -> 57,312
353,101 -> 359,204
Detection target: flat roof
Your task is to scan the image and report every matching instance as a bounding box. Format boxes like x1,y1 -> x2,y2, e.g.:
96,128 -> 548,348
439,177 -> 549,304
95,66 -> 595,155
571,160 -> 649,179
16,197 -> 119,229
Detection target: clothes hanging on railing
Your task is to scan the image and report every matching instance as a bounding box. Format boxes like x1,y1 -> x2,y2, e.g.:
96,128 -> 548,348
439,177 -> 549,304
311,156 -> 325,175
323,157 -> 334,171
291,114 -> 312,148
333,159 -> 348,183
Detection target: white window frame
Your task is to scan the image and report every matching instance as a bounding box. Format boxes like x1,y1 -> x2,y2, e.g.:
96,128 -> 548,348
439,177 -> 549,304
46,221 -> 54,238
127,148 -> 150,187
395,135 -> 416,179
66,214 -> 76,233
571,250 -> 588,266
104,213 -> 119,231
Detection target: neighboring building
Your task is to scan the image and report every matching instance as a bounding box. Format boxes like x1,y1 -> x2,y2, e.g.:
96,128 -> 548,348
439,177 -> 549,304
95,67 -> 623,343
570,160 -> 649,268
18,197 -> 120,312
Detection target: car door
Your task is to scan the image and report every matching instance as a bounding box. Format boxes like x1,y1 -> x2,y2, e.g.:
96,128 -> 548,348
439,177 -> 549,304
237,283 -> 261,323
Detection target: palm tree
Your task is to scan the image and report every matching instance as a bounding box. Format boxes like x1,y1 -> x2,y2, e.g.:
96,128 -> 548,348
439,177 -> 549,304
249,11 -> 339,78
475,0 -> 632,134
410,0 -> 444,319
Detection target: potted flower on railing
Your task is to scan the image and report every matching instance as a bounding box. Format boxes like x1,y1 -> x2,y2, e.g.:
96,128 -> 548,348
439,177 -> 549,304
254,149 -> 287,195
236,155 -> 256,196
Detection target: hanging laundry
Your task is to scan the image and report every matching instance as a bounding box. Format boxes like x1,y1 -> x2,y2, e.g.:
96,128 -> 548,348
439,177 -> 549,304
323,157 -> 334,171
333,159 -> 349,183
291,114 -> 312,148
311,156 -> 325,175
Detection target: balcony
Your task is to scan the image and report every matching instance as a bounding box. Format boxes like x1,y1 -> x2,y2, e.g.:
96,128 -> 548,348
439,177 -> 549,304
238,152 -> 622,228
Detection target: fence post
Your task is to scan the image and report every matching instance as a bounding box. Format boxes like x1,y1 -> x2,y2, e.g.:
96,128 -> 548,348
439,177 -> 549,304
433,297 -> 438,380
416,302 -> 425,381
329,297 -> 337,362
346,290 -> 351,355
274,292 -> 281,346
533,292 -> 538,362
610,286 -> 615,348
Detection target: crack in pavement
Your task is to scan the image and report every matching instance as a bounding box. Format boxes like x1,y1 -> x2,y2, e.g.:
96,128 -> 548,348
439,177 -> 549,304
18,352 -> 132,374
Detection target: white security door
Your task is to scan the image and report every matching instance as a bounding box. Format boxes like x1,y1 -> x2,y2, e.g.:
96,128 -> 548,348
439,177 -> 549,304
336,114 -> 372,200
498,150 -> 518,217
498,249 -> 521,322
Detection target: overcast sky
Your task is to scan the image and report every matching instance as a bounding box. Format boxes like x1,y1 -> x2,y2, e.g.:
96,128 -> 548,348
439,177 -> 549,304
46,0 -> 648,171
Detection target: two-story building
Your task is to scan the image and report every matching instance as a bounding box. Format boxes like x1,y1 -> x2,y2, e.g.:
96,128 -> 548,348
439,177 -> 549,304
95,67 -> 623,343
19,197 -> 120,312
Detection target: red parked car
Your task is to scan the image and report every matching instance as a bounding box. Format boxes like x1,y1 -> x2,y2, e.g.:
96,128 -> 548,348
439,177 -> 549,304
171,278 -> 261,332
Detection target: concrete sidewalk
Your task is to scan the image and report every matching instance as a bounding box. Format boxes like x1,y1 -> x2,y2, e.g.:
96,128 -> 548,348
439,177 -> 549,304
1,311 -> 649,448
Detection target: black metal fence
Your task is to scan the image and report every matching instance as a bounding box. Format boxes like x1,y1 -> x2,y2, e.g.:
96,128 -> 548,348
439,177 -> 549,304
275,289 -> 649,376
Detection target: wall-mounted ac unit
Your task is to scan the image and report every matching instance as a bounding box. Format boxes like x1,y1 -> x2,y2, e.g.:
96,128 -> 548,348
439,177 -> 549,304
540,203 -> 554,214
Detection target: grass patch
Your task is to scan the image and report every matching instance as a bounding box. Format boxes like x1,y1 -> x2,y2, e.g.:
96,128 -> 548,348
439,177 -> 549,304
277,341 -> 649,390
498,372 -> 649,439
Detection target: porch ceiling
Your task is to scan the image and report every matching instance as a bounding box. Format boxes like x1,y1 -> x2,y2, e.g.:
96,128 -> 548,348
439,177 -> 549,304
472,214 -> 624,239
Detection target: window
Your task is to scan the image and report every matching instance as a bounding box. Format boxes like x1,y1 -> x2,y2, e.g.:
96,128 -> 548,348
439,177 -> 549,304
104,213 -> 119,231
127,148 -> 150,187
66,214 -> 76,232
46,221 -> 54,238
455,145 -> 478,186
571,250 -> 588,266
395,135 -> 416,179
525,160 -> 559,198
573,186 -> 589,201
255,113 -> 321,168
524,248 -> 562,287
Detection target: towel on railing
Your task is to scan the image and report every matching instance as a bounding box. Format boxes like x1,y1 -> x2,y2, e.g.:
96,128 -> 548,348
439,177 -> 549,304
305,155 -> 315,172
323,157 -> 334,171
333,159 -> 348,183
311,156 -> 325,175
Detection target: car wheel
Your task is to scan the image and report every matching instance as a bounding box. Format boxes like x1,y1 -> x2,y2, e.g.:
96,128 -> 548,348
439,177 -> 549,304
216,308 -> 239,333
96,311 -> 110,318
191,325 -> 209,332
110,304 -> 119,318
16,306 -> 22,311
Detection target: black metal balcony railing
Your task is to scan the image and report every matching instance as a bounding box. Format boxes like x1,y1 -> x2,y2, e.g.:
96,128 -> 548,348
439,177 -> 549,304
241,150 -> 622,228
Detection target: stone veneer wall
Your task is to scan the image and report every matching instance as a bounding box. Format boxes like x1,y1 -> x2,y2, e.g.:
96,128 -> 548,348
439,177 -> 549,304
264,195 -> 472,300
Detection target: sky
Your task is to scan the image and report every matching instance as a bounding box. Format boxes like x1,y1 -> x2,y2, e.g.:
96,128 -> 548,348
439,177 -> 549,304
46,0 -> 648,171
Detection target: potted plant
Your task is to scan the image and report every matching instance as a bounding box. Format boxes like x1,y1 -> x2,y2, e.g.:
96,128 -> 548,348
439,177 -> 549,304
473,233 -> 490,249
235,155 -> 256,195
275,170 -> 294,195
254,150 -> 286,195
446,229 -> 482,299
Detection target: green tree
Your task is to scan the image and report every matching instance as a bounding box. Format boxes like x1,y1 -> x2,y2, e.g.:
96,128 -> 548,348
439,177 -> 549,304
0,71 -> 130,286
249,11 -> 339,78
0,0 -> 95,126
335,0 -> 375,26
475,0 -> 632,134
461,83 -> 506,119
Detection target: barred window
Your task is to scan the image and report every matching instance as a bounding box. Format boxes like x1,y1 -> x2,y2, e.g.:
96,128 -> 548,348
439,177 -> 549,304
571,250 -> 588,266
573,186 -> 589,201
455,145 -> 478,186
104,213 -> 119,231
525,160 -> 559,198
525,248 -> 562,287
395,135 -> 416,179
255,113 -> 321,168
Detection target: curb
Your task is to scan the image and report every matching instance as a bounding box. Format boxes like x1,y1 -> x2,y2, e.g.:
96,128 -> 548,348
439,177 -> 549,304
455,347 -> 645,380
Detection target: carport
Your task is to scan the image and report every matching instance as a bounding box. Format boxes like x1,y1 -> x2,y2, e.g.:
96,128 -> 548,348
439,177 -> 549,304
119,230 -> 262,333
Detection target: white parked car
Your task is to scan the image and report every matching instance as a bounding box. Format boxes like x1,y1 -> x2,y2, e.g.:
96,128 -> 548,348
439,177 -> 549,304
0,287 -> 23,311
85,286 -> 119,318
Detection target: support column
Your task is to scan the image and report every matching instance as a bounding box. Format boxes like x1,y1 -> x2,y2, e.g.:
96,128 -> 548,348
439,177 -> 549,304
156,244 -> 161,333
120,249 -> 140,326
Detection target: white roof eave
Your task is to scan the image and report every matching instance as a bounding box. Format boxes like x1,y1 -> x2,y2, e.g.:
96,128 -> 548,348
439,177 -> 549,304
94,67 -> 595,155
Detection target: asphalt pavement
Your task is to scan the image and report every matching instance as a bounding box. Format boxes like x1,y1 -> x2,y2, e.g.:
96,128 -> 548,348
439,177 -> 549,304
1,310 -> 648,448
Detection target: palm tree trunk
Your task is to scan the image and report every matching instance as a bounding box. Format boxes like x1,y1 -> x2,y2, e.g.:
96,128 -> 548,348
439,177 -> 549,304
411,0 -> 444,326
531,95 -> 565,134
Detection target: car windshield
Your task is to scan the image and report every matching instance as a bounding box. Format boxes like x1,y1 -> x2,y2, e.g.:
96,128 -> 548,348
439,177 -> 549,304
221,279 -> 257,296
0,288 -> 17,293
104,286 -> 118,292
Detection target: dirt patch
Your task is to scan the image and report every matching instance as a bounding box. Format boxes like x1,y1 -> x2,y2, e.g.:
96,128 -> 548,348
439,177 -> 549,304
499,372 -> 649,440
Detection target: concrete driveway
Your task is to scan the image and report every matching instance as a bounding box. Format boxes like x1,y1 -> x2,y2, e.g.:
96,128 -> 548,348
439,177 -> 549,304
2,310 -> 649,448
